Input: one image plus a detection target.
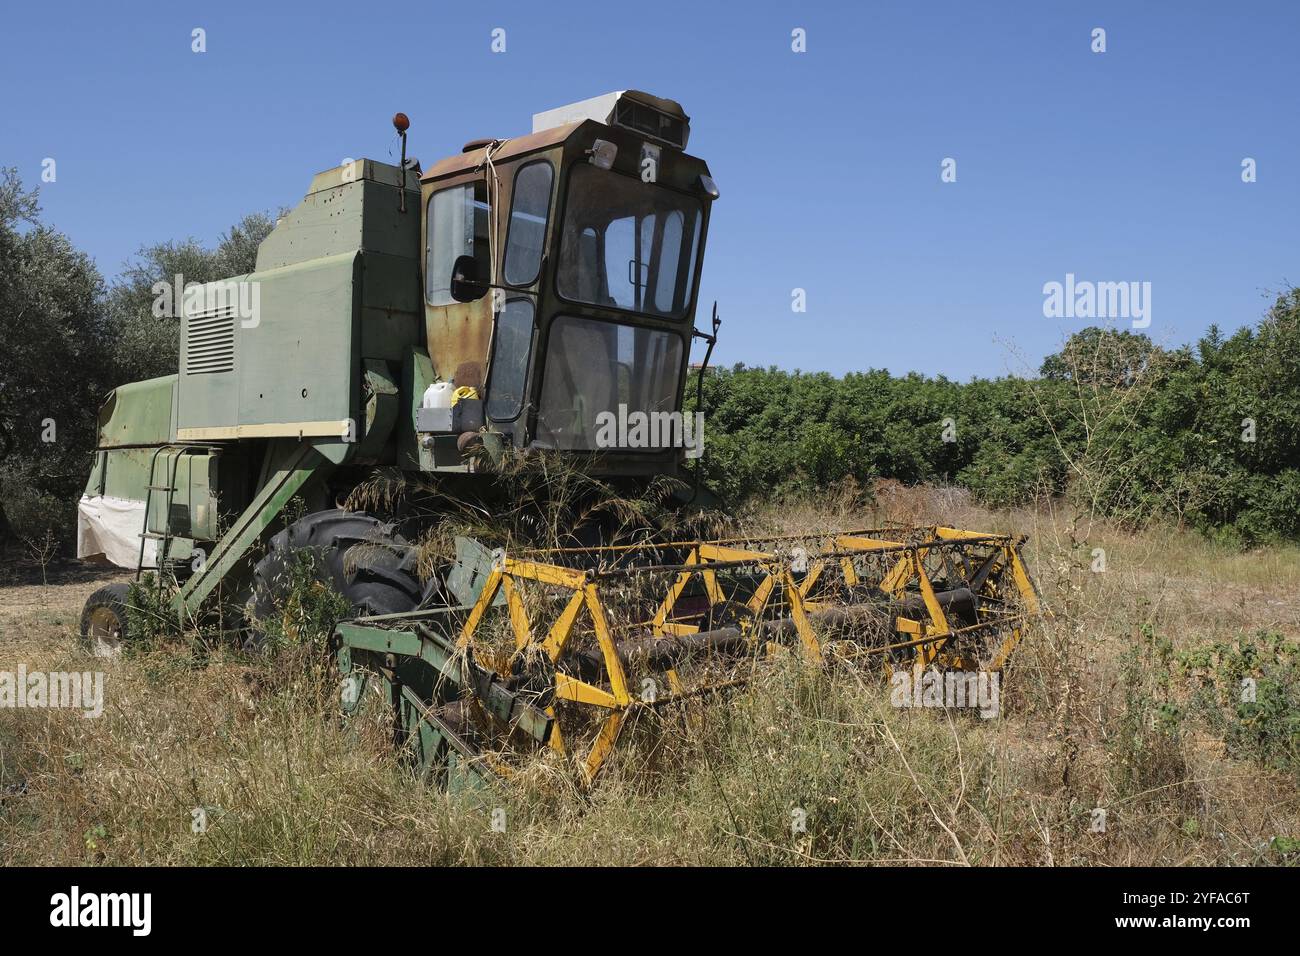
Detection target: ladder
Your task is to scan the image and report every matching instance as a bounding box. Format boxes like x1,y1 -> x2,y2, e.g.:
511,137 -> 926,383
136,445 -> 219,603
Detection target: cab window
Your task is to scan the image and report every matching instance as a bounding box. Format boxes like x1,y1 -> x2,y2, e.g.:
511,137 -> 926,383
486,298 -> 535,421
426,180 -> 491,306
503,161 -> 553,286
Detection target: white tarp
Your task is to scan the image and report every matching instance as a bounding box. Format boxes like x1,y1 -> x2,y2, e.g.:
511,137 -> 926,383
77,494 -> 155,570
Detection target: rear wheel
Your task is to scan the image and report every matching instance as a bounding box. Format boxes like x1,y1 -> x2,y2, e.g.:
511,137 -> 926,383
248,509 -> 423,644
79,583 -> 132,657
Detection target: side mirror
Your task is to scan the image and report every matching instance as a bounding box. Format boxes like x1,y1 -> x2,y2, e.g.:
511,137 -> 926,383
450,255 -> 488,302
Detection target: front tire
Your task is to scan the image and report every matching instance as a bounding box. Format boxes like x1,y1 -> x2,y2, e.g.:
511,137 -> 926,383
248,509 -> 422,644
79,583 -> 132,657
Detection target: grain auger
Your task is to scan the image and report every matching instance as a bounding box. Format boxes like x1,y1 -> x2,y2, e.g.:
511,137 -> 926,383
332,524 -> 1043,792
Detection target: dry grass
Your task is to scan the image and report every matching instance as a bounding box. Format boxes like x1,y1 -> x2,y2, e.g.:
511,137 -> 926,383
1,491 -> 1297,866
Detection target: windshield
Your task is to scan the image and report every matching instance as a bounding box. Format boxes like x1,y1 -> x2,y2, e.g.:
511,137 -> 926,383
557,164 -> 702,318
535,315 -> 684,451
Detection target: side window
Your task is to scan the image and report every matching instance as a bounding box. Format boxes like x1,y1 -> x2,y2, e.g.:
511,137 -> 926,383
426,180 -> 491,306
503,161 -> 553,286
575,227 -> 600,302
486,298 -> 535,421
603,215 -> 636,309
653,210 -> 684,313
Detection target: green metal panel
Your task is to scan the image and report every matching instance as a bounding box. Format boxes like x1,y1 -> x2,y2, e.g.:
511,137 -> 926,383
175,253 -> 359,434
336,623 -> 424,657
397,347 -> 437,470
145,451 -> 221,541
99,447 -> 154,501
255,162 -> 419,272
95,375 -> 177,447
174,158 -> 421,440
91,445 -> 212,528
238,253 -> 360,428
446,536 -> 507,608
360,251 -> 422,362
84,451 -> 106,496
355,359 -> 399,460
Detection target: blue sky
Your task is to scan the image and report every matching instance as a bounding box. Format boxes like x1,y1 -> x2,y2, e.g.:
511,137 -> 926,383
3,0 -> 1296,379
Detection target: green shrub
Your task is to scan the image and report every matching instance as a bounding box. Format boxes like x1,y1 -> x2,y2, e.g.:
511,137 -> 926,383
255,549 -> 352,652
1179,631 -> 1300,775
1107,624 -> 1189,801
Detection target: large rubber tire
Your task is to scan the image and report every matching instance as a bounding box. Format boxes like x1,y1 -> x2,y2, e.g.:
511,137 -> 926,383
79,582 -> 132,657
248,510 -> 422,641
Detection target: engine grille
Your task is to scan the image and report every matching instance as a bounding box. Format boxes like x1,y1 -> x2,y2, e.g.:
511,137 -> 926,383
185,304 -> 237,375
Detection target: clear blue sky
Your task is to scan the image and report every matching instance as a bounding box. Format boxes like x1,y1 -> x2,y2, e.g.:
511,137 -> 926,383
3,0 -> 1296,379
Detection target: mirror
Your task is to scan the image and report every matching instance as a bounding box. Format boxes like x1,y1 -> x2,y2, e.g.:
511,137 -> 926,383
449,254 -> 488,302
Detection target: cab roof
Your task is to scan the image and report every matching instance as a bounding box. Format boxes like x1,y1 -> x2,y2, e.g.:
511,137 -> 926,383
420,123 -> 578,184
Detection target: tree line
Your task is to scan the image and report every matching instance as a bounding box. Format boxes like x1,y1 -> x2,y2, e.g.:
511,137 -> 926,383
694,300 -> 1300,546
0,167 -> 275,555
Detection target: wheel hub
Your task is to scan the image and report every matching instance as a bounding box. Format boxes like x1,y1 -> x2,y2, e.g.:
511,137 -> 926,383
87,606 -> 123,657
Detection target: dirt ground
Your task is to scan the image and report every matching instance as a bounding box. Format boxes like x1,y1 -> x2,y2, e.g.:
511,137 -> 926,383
0,562 -> 128,669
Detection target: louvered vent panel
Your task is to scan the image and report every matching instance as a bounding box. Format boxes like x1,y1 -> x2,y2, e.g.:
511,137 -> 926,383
185,305 -> 237,375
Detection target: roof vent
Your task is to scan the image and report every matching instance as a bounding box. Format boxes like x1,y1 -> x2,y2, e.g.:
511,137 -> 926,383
532,90 -> 690,149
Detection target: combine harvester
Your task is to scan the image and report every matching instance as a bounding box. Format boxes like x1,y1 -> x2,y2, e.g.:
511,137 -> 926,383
75,91 -> 1041,790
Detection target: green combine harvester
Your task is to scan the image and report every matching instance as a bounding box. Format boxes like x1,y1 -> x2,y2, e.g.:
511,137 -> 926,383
76,91 -> 1040,790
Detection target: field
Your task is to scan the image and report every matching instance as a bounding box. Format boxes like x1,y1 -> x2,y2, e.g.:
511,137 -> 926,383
2,489 -> 1298,866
